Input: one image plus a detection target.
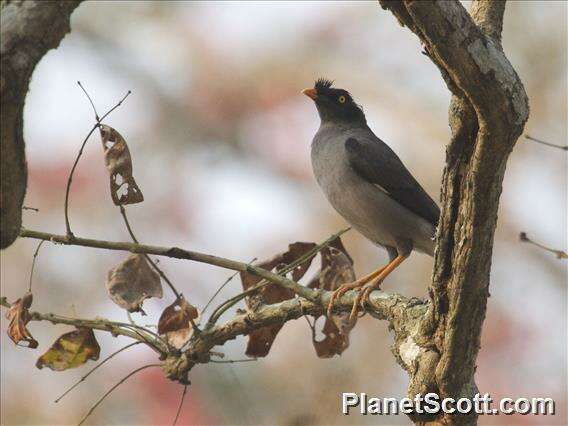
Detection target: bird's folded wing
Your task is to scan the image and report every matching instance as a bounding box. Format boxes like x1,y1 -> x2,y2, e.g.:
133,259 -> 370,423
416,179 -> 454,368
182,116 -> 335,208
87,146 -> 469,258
345,136 -> 440,227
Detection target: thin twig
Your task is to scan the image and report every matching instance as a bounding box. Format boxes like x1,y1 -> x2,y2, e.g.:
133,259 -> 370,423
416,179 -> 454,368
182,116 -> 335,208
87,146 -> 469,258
519,232 -> 567,259
55,342 -> 142,403
524,135 -> 568,151
77,81 -> 100,121
206,227 -> 350,326
28,240 -> 46,292
201,257 -> 257,316
78,364 -> 160,425
115,321 -> 169,349
209,358 -> 258,364
303,314 -> 315,330
119,206 -> 181,300
64,89 -> 131,237
173,385 -> 188,426
122,326 -> 162,352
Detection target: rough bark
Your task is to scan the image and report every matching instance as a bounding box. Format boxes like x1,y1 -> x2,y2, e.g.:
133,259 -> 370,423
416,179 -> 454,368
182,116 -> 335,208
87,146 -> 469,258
0,1 -> 530,424
378,1 -> 529,424
0,0 -> 82,248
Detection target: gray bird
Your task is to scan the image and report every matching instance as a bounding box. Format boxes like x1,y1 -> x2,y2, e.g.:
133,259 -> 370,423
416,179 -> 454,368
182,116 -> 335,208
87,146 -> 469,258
303,78 -> 439,322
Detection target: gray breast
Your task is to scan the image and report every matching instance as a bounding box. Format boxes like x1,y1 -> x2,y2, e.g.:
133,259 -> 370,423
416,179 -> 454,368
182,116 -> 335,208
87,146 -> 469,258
310,124 -> 435,255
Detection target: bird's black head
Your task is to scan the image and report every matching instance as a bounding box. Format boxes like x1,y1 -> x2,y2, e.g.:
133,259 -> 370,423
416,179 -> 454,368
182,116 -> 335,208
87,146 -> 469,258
302,78 -> 366,125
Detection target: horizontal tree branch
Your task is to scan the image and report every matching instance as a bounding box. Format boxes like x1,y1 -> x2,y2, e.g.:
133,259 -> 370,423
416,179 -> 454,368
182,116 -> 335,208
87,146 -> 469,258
19,228 -> 321,301
165,289 -> 427,381
1,283 -> 428,384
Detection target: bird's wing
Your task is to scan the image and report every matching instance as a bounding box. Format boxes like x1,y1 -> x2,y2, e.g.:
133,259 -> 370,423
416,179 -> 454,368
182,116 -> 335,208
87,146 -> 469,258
345,136 -> 440,226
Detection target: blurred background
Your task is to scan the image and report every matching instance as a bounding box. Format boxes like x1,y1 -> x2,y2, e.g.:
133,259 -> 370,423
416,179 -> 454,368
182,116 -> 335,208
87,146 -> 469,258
1,1 -> 566,425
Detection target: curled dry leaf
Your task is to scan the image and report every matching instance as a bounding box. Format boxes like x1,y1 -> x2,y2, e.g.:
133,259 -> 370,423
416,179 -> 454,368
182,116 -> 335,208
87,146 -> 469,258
5,292 -> 38,348
99,124 -> 144,205
308,238 -> 354,358
240,242 -> 317,358
106,254 -> 163,313
36,327 -> 100,371
158,297 -> 199,349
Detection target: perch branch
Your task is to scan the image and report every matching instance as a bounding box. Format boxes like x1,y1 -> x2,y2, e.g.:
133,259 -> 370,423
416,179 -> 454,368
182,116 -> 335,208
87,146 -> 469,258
159,290 -> 426,383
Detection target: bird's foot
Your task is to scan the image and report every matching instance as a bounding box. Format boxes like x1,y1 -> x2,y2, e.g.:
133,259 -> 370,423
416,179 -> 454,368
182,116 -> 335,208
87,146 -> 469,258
326,280 -> 368,319
349,279 -> 383,323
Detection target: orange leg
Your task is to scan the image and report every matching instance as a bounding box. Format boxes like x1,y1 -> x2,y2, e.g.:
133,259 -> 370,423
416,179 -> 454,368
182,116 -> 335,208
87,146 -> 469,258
326,264 -> 388,318
348,254 -> 408,323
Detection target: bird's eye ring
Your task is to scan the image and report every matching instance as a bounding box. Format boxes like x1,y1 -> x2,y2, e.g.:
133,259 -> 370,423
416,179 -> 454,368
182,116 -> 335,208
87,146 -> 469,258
338,95 -> 346,104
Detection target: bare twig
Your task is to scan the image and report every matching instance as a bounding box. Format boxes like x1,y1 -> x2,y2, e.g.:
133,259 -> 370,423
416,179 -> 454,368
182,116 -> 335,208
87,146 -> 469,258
119,206 -> 182,299
201,257 -> 257,316
519,232 -> 567,259
0,297 -> 168,354
64,88 -> 131,238
121,324 -> 166,351
55,342 -> 142,403
206,227 -> 350,326
78,363 -> 160,426
173,384 -> 188,426
19,228 -> 324,302
176,290 -> 420,380
28,240 -> 46,292
525,135 -> 568,151
77,81 -> 100,121
209,358 -> 258,364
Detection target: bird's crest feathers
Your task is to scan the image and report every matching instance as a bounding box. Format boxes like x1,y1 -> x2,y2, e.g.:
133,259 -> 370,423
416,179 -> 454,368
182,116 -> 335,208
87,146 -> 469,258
315,78 -> 334,91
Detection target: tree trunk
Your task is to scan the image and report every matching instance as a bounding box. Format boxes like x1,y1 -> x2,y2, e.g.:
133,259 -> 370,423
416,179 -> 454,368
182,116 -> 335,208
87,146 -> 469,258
378,1 -> 529,424
0,0 -> 82,248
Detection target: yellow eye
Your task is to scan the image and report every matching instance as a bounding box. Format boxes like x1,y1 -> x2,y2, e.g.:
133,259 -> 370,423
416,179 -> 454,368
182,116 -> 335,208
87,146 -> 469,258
338,95 -> 346,104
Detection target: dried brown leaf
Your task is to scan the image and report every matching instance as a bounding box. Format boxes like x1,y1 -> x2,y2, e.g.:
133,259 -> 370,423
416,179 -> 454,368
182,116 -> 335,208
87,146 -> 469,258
36,327 -> 100,371
106,254 -> 163,313
240,242 -> 317,358
282,242 -> 317,281
312,317 -> 350,358
307,238 -> 354,358
5,292 -> 38,348
99,124 -> 144,205
313,247 -> 355,292
158,297 -> 199,349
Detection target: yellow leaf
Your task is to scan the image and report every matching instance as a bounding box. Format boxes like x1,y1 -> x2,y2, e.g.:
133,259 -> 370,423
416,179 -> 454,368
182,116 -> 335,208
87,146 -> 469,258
36,327 -> 100,371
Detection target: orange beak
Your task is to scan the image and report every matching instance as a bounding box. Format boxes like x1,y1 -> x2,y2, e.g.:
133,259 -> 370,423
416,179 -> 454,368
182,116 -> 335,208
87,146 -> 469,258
302,88 -> 318,100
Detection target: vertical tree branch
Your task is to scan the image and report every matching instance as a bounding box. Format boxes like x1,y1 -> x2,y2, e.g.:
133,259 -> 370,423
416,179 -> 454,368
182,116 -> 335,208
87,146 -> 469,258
378,1 -> 529,424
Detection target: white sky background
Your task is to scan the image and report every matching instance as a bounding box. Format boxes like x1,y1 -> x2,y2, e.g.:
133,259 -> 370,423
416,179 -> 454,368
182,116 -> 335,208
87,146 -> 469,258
1,1 -> 566,425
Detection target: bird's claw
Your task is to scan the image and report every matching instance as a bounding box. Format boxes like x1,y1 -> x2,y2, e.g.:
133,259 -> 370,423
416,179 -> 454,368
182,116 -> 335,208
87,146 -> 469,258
327,279 -> 382,326
326,284 -> 353,318
348,280 -> 382,324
